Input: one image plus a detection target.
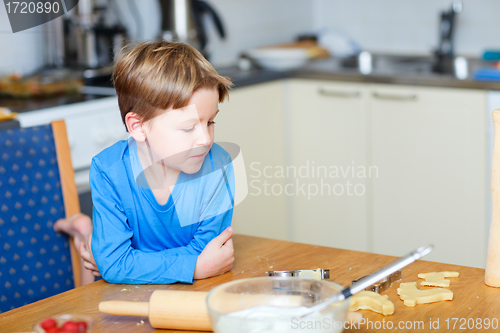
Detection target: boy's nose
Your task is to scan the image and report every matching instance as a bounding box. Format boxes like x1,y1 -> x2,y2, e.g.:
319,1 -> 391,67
196,125 -> 212,147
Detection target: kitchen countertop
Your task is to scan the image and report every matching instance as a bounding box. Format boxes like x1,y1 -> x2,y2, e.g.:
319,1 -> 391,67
293,57 -> 500,90
4,55 -> 500,114
218,54 -> 500,91
3,234 -> 500,333
0,93 -> 112,114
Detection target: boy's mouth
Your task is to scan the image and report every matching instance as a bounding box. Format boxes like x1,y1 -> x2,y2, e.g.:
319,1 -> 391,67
189,145 -> 210,159
189,151 -> 207,159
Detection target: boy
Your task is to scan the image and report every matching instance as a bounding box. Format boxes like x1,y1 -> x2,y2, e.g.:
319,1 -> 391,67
79,41 -> 235,284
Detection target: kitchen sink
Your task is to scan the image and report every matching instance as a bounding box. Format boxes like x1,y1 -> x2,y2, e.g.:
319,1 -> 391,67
340,54 -> 443,75
303,53 -> 482,80
371,55 -> 436,75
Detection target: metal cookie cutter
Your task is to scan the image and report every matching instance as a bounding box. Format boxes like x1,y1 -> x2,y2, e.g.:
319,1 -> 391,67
267,268 -> 330,280
351,269 -> 402,293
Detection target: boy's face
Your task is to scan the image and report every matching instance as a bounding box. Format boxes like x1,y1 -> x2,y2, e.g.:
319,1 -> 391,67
143,88 -> 219,174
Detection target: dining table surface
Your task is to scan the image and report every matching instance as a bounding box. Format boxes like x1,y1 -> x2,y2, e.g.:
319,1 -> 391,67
3,234 -> 500,333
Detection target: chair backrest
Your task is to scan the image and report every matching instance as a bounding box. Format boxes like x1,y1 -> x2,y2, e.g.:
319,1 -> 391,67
0,121 -> 82,313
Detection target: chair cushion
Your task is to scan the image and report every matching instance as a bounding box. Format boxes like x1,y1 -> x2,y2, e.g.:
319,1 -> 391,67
0,125 -> 74,313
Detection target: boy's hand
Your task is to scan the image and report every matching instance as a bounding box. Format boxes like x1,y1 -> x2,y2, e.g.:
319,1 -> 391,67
194,227 -> 235,280
80,240 -> 102,277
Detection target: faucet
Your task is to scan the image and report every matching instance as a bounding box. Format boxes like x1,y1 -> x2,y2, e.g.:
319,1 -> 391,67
432,0 -> 462,74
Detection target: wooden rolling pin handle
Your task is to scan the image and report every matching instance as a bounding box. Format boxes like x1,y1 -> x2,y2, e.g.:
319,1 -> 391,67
486,109 -> 500,287
99,301 -> 149,317
98,290 -> 308,331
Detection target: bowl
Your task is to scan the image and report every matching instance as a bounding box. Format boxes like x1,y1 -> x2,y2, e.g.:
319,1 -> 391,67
246,48 -> 310,71
207,277 -> 349,333
33,314 -> 94,333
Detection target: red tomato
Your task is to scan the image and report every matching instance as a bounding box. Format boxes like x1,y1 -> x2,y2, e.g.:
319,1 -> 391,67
40,318 -> 57,330
60,321 -> 79,332
44,327 -> 59,333
75,321 -> 88,332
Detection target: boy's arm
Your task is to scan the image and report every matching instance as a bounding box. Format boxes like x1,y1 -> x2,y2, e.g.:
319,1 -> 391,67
163,155 -> 235,257
90,159 -> 199,285
162,207 -> 233,256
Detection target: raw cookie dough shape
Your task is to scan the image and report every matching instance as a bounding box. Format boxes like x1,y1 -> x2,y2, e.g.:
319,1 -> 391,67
349,291 -> 395,315
418,271 -> 459,287
397,282 -> 453,307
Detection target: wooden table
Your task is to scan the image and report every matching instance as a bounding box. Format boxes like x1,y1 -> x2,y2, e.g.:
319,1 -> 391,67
3,235 -> 500,332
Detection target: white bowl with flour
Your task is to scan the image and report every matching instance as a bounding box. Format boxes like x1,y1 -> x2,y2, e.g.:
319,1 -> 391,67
207,277 -> 349,333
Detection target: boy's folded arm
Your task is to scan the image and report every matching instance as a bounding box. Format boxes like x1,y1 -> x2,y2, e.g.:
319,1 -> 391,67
95,237 -> 199,284
90,160 -> 198,284
163,156 -> 235,257
94,210 -> 233,284
163,207 -> 233,257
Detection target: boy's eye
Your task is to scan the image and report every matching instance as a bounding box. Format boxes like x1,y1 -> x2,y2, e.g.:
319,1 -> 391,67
183,126 -> 195,132
208,121 -> 216,126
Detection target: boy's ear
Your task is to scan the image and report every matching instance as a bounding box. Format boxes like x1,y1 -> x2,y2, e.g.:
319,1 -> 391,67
125,112 -> 147,142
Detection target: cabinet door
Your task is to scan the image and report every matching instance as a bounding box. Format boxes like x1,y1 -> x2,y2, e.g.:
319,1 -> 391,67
369,84 -> 487,267
216,81 -> 288,240
286,79 -> 369,251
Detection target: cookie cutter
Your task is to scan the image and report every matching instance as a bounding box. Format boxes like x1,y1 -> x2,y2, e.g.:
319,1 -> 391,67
269,274 -> 324,303
267,268 -> 330,280
351,269 -> 402,293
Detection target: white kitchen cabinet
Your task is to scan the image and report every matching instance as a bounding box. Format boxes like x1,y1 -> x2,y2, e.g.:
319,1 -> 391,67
284,79 -> 489,267
217,81 -> 288,240
368,84 -> 488,267
286,79 -> 370,251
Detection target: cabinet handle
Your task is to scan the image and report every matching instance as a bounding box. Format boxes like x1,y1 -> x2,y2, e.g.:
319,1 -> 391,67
318,88 -> 361,98
372,91 -> 418,101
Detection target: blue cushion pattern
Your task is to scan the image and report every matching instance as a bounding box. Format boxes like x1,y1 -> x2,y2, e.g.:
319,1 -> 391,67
0,125 -> 73,313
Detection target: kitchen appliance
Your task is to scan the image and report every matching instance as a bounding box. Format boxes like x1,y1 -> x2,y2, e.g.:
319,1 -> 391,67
158,0 -> 226,59
65,0 -> 127,69
44,0 -> 127,70
432,0 -> 462,74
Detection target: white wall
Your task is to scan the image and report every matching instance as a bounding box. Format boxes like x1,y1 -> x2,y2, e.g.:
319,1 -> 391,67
203,0 -> 314,66
313,0 -> 500,57
0,5 -> 45,76
113,0 -> 313,66
115,0 -> 314,66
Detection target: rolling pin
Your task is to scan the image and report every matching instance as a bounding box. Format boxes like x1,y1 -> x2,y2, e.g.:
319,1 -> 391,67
99,290 -> 304,331
486,109 -> 500,287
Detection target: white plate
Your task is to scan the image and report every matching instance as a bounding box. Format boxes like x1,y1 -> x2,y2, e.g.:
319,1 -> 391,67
247,48 -> 310,71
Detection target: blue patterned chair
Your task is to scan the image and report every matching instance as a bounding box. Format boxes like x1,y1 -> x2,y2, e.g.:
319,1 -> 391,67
0,121 -> 84,313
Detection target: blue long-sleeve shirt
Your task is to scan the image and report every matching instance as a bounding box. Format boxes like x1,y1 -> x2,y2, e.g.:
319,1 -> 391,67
89,138 -> 234,284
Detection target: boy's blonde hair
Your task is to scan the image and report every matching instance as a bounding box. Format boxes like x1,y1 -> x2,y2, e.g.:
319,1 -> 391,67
112,40 -> 233,127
